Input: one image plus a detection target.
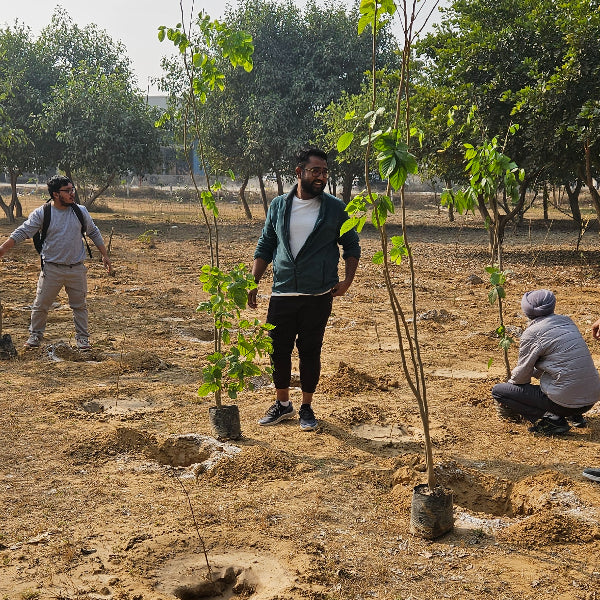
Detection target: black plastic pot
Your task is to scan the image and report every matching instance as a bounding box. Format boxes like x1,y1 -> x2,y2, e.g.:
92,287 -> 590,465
0,334 -> 17,360
208,404 -> 242,440
410,483 -> 454,539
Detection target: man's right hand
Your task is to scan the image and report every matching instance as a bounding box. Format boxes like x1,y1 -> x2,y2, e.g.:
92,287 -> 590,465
248,287 -> 258,309
592,318 -> 600,340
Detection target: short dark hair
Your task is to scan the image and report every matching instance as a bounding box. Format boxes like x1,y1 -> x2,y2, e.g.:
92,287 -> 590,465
47,175 -> 73,196
296,148 -> 328,169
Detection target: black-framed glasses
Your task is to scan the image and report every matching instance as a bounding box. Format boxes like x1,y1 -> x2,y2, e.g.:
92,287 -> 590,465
303,167 -> 329,178
59,187 -> 76,194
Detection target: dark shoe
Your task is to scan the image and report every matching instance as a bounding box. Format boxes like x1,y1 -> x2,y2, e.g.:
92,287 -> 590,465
567,414 -> 587,428
299,403 -> 318,431
258,401 -> 296,426
582,468 -> 600,482
494,400 -> 522,423
528,416 -> 570,436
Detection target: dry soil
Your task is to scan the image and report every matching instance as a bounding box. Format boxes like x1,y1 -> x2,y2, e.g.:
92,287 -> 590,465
1,189 -> 600,600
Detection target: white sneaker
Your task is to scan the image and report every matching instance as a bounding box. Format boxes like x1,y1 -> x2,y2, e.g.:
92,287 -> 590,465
76,337 -> 92,350
24,333 -> 43,348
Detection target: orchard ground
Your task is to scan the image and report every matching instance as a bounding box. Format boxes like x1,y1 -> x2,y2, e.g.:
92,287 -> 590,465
1,186 -> 600,600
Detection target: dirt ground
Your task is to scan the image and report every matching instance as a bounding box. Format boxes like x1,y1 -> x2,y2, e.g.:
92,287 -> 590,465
1,188 -> 600,600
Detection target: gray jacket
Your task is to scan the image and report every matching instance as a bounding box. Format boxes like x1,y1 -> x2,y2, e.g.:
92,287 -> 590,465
509,313 -> 600,408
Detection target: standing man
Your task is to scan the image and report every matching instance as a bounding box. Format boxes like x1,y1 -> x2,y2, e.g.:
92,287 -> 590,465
248,148 -> 361,431
0,175 -> 111,349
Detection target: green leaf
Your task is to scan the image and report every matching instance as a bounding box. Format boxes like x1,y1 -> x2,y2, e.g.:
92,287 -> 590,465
198,382 -> 219,397
337,132 -> 354,153
340,217 -> 360,236
372,251 -> 384,264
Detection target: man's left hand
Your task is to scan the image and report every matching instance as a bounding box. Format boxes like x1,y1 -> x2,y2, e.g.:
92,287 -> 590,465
331,280 -> 351,297
102,256 -> 112,274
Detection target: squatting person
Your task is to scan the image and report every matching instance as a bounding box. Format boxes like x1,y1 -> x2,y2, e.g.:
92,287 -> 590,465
248,148 -> 361,431
492,289 -> 600,435
0,175 -> 111,350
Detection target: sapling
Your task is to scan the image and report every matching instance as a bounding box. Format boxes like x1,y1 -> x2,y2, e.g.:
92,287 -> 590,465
485,265 -> 514,379
158,5 -> 272,416
340,0 -> 439,492
441,128 -> 526,379
197,263 -> 273,407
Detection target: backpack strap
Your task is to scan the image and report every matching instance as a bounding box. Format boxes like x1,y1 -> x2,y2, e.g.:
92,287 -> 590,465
70,203 -> 93,259
32,200 -> 52,268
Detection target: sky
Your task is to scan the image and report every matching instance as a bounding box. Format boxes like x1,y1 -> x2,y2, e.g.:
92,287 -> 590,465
1,0 -> 447,95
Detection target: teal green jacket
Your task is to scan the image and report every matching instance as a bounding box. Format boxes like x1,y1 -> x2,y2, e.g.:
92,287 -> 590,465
254,186 -> 361,294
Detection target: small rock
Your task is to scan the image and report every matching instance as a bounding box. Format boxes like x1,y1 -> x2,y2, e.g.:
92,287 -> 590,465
466,274 -> 484,285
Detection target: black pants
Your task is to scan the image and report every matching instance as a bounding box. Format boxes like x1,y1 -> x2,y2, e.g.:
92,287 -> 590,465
267,294 -> 333,394
491,382 -> 593,422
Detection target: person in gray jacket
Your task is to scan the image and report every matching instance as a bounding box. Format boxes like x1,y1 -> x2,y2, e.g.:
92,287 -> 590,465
0,175 -> 111,350
248,148 -> 360,431
492,289 -> 600,435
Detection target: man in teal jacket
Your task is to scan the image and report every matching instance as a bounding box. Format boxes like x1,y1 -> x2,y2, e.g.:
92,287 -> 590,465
248,148 -> 361,430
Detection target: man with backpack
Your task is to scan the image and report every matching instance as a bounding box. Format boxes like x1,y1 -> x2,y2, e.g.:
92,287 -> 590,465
0,175 -> 111,350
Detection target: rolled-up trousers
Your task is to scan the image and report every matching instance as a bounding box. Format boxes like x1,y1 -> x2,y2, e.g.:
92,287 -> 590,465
266,293 -> 333,394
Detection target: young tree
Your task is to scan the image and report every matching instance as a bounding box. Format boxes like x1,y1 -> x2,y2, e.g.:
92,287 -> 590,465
158,7 -> 273,436
341,1 -> 452,528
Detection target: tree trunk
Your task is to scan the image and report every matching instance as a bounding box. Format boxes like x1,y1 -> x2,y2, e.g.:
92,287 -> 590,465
0,192 -> 14,223
238,174 -> 252,219
445,180 -> 454,222
258,175 -> 268,216
341,169 -> 354,204
84,173 -> 117,208
476,195 -> 494,252
63,166 -> 82,206
12,170 -> 23,218
329,178 -> 336,197
564,180 -> 582,224
584,142 -> 600,221
542,183 -> 549,221
275,171 -> 284,196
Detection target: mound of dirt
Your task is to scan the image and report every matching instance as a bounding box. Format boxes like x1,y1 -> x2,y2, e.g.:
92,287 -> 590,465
498,510 -> 600,547
330,402 -> 389,425
46,341 -> 102,362
320,361 -> 399,396
204,445 -> 297,483
509,471 -> 574,516
119,350 -> 169,372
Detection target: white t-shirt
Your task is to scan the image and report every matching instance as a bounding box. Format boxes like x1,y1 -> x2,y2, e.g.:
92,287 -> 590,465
289,195 -> 320,259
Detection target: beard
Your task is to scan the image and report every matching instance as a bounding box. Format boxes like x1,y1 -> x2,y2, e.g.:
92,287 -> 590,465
300,174 -> 326,198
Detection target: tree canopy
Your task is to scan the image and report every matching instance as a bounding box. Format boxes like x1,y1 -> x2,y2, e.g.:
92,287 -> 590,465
0,9 -> 161,217
416,0 -> 600,219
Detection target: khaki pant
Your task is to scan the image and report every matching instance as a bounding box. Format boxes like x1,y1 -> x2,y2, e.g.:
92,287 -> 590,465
30,262 -> 89,340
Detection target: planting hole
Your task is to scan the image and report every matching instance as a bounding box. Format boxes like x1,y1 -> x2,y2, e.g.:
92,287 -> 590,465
156,552 -> 294,600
